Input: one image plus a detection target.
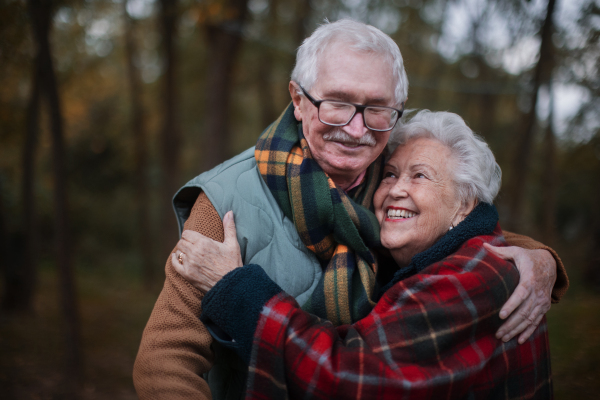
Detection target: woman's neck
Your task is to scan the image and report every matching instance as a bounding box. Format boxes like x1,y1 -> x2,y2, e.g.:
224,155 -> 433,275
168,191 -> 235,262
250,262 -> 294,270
392,254 -> 410,270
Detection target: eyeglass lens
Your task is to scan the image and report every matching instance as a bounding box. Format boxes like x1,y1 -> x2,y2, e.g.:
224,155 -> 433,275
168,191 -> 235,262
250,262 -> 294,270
319,101 -> 398,131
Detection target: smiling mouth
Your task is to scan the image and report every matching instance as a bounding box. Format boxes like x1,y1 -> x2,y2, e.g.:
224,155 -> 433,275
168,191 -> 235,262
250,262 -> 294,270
335,141 -> 365,148
386,208 -> 417,219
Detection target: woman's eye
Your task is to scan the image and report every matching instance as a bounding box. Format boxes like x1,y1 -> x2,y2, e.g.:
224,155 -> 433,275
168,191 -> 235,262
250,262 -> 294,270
415,173 -> 426,179
383,171 -> 396,179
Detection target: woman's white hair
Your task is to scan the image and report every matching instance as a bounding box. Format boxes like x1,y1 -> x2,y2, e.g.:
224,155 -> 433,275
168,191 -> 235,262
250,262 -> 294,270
291,19 -> 409,106
388,110 -> 502,205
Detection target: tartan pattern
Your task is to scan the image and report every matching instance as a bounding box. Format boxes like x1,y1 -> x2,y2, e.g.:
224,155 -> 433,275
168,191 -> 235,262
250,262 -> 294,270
255,104 -> 383,326
245,226 -> 553,400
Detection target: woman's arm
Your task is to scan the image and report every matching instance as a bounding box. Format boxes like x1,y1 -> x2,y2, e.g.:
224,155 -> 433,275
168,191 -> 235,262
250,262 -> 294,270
172,210 -> 242,293
200,236 -> 551,400
173,216 -> 565,347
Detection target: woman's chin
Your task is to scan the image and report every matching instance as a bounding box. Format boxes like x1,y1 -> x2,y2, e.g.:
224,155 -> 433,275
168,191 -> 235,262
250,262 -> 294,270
380,236 -> 407,254
379,221 -> 413,250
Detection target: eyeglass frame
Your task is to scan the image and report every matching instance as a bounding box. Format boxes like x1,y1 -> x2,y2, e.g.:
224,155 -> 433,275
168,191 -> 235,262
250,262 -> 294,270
297,84 -> 404,132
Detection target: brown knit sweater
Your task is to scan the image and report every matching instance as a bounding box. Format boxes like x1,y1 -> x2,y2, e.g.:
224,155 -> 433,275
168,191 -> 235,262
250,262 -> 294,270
133,192 -> 569,400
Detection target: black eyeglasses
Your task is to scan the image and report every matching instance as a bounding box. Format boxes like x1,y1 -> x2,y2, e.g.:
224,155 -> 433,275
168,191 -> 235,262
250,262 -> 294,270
298,85 -> 403,132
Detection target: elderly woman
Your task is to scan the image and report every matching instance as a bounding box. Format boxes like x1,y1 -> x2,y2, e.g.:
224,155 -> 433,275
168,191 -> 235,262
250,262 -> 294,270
173,111 -> 552,399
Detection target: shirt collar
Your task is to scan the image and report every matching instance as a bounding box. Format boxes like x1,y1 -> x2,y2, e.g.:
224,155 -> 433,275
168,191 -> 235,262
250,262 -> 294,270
344,169 -> 367,192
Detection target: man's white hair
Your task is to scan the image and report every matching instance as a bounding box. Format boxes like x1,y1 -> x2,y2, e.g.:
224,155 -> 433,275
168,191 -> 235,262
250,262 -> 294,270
388,110 -> 502,205
291,19 -> 409,106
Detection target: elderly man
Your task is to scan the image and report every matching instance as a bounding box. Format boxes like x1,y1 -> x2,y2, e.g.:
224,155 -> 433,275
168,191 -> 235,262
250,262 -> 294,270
133,19 -> 568,400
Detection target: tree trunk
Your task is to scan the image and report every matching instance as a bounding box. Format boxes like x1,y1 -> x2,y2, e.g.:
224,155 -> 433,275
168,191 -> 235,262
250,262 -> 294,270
257,0 -> 278,129
0,174 -> 7,310
159,0 -> 182,261
584,170 -> 600,291
505,0 -> 557,231
202,0 -> 249,170
476,58 -> 497,140
28,0 -> 83,392
541,90 -> 557,247
124,1 -> 154,288
21,61 -> 42,311
2,61 -> 42,312
294,0 -> 311,48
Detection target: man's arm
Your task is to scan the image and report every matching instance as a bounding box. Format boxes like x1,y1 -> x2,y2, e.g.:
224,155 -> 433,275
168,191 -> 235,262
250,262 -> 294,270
133,192 -> 224,399
503,231 -> 568,302
489,230 -> 569,344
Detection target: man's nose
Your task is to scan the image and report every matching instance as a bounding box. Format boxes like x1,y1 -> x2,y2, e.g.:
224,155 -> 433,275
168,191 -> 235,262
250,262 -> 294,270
343,111 -> 369,138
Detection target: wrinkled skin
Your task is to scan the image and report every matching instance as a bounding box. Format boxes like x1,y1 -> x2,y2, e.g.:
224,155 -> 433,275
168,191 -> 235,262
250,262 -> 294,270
172,211 -> 242,294
290,44 -> 397,190
374,138 -> 476,268
485,244 -> 557,343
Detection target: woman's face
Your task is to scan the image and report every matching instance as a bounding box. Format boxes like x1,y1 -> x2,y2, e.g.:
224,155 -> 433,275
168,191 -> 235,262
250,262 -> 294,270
374,137 -> 473,267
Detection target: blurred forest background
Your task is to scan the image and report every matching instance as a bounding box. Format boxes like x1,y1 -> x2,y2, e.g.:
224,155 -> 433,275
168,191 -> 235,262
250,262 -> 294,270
0,0 -> 599,398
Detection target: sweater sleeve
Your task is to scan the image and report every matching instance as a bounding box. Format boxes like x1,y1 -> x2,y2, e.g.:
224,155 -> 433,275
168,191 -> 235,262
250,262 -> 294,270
133,192 -> 224,400
503,230 -> 568,303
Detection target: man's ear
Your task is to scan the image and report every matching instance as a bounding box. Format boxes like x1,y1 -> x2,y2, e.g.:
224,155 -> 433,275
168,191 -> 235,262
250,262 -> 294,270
289,81 -> 303,121
452,198 -> 477,227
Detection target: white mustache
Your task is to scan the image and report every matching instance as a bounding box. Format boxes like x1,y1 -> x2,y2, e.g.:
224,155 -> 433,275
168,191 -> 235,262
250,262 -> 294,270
322,128 -> 377,147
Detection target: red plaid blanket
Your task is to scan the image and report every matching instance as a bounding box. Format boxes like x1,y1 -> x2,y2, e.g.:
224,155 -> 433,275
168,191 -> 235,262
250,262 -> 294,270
201,223 -> 552,400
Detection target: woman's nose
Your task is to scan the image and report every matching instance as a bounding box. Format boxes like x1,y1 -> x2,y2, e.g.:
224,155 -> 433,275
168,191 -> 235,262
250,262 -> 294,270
388,178 -> 409,198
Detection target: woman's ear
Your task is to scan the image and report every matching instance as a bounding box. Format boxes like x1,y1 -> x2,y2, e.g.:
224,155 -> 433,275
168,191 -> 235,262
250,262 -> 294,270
289,81 -> 303,121
452,198 -> 477,227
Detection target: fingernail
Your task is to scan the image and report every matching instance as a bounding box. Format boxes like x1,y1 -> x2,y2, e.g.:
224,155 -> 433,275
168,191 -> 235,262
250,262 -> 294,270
496,331 -> 503,339
502,336 -> 509,342
500,311 -> 507,319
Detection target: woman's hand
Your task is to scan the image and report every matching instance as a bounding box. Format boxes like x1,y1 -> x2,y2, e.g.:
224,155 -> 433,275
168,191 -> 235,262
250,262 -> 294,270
172,211 -> 243,293
483,244 -> 557,344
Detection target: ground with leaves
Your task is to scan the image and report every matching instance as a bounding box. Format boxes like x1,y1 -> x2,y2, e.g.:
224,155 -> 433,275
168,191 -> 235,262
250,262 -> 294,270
0,267 -> 157,399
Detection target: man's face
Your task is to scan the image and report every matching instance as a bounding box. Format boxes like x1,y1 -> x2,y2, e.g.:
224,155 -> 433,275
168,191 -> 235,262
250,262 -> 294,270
290,44 -> 396,186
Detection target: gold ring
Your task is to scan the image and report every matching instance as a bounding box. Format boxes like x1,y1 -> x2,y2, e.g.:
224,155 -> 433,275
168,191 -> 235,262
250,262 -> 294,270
178,253 -> 184,263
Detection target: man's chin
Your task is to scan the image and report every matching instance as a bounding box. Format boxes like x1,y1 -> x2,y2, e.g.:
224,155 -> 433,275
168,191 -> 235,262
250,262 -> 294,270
316,143 -> 382,179
321,157 -> 370,177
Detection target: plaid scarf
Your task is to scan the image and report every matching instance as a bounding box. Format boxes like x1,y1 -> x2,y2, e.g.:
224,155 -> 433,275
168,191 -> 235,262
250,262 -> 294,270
255,104 -> 383,326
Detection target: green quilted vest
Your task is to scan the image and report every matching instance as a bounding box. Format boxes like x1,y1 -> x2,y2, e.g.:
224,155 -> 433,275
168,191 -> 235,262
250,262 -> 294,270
173,147 -> 322,400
